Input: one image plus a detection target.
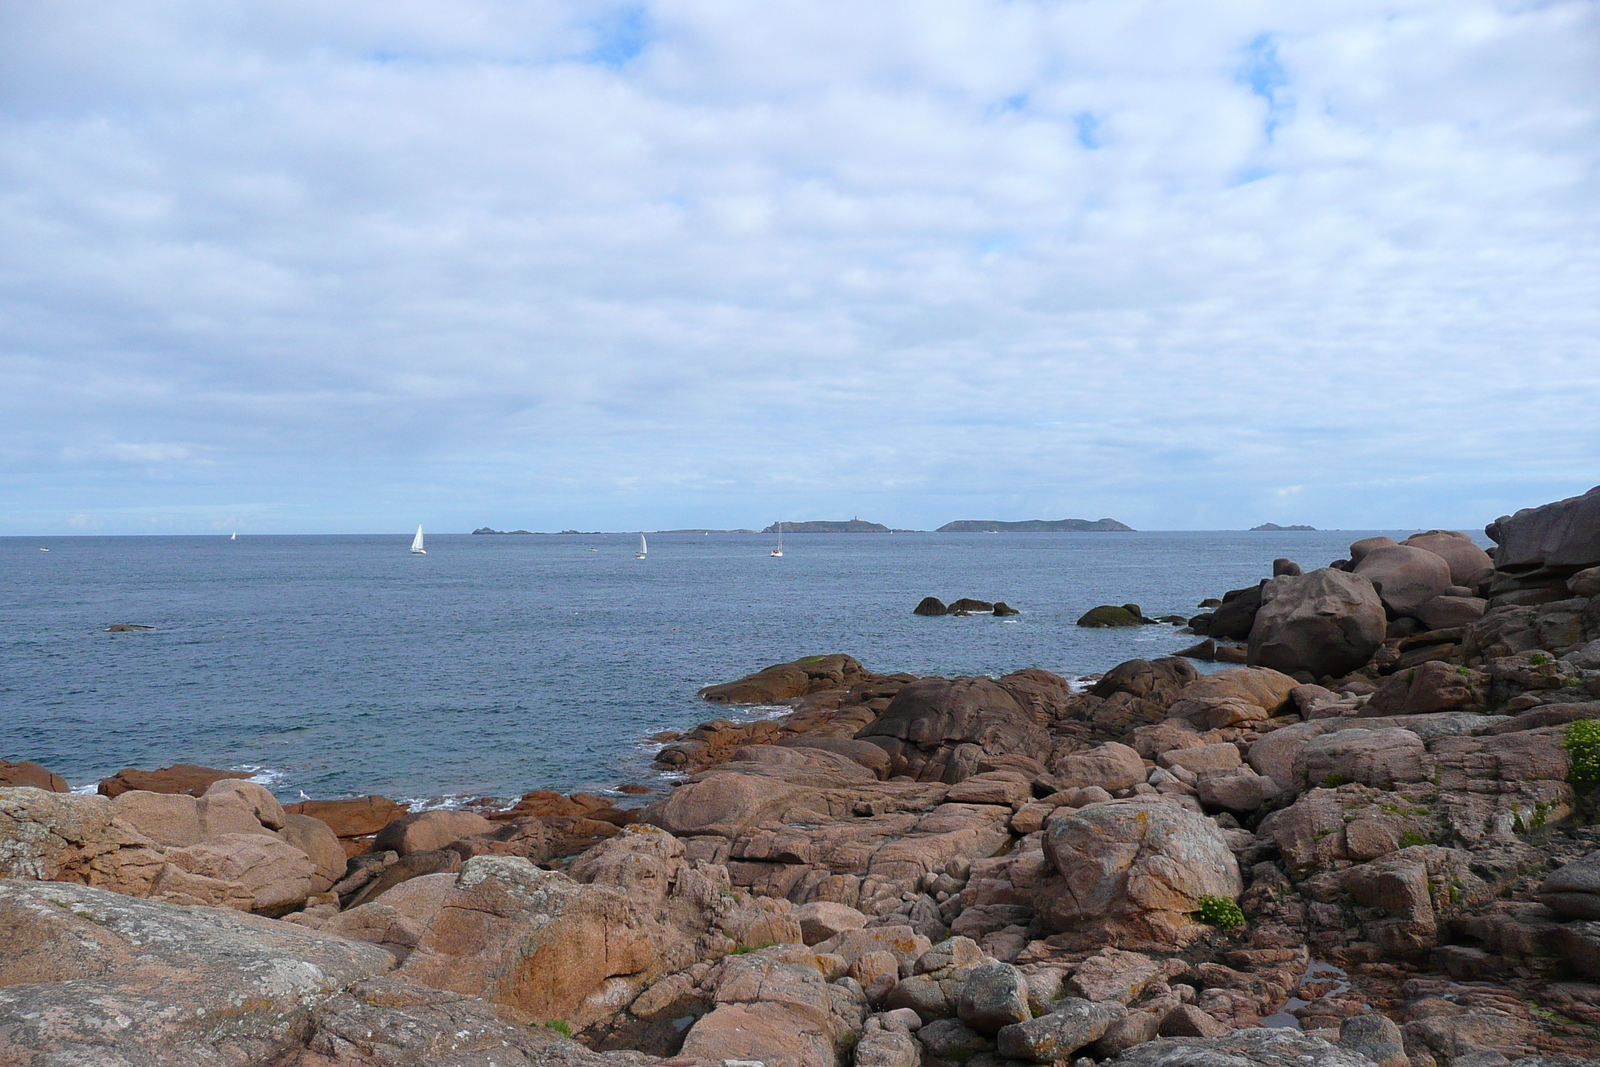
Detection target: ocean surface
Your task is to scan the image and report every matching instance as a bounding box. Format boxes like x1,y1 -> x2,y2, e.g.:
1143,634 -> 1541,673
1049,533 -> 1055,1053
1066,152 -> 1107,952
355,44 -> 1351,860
0,530 -> 1446,805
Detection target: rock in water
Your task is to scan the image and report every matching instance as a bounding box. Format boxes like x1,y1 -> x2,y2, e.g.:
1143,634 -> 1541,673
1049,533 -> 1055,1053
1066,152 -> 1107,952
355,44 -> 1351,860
914,596 -> 948,615
0,760 -> 69,792
97,763 -> 249,798
1247,568 -> 1387,679
1078,605 -> 1142,628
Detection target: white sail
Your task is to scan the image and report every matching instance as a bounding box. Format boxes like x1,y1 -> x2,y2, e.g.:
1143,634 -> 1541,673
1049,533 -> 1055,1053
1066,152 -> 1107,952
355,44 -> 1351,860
230,532 -> 236,541
636,533 -> 647,558
770,519 -> 783,557
411,525 -> 426,554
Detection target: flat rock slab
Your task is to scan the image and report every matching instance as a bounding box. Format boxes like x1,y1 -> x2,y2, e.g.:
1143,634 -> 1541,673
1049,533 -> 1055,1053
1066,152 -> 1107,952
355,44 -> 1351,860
0,878 -> 396,1065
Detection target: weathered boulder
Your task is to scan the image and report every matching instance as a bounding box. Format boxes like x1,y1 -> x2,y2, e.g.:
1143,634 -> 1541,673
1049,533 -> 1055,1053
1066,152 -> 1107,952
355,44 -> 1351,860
1415,594 -> 1487,631
0,787 -> 163,891
97,763 -> 247,798
1340,1013 -> 1408,1067
956,962 -> 1033,1034
1194,767 -> 1280,814
202,778 -> 288,829
1091,658 -> 1201,704
0,760 -> 68,792
795,900 -> 869,945
778,736 -> 894,777
1248,568 -> 1387,679
914,596 -> 948,616
1541,850 -> 1600,920
1168,667 -> 1299,730
1103,1028 -> 1379,1067
996,997 -> 1125,1062
1572,566 -> 1600,597
1207,585 -> 1266,641
395,856 -> 663,1028
1053,742 -> 1146,793
1066,948 -> 1170,1005
279,812 -> 350,894
1294,728 -> 1429,791
856,1016 -> 923,1067
158,831 -> 316,914
1364,660 -> 1486,716
1355,544 -> 1456,618
0,878 -> 395,1065
1037,798 -> 1242,943
857,676 -> 1049,782
373,809 -> 497,855
1404,530 -> 1496,586
109,789 -> 206,846
345,848 -> 462,908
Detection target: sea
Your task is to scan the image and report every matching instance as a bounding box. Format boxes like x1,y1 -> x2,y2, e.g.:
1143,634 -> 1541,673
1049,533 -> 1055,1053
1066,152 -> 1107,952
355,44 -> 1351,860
0,530 -> 1453,807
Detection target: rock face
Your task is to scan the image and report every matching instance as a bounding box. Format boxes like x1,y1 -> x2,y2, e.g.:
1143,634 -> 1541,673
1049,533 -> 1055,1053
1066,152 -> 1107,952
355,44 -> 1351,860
1354,544 -> 1456,618
0,878 -> 395,1065
1167,667 -> 1299,730
1248,568 -> 1387,679
286,795 -> 409,838
1103,1028 -> 1378,1067
857,676 -> 1049,783
1542,850 -> 1600,919
1037,799 -> 1242,943
698,653 -> 870,704
1487,484 -> 1600,579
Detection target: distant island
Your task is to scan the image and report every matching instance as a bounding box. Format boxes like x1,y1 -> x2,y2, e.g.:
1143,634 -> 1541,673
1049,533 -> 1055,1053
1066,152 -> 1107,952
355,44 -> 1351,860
936,518 -> 1134,533
762,519 -> 890,533
472,527 -> 534,535
1251,523 -> 1317,531
655,529 -> 758,534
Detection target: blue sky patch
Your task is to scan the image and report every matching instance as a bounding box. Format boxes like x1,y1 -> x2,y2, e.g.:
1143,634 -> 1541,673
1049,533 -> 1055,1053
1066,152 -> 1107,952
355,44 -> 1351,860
1239,33 -> 1291,140
588,6 -> 649,68
1074,112 -> 1101,149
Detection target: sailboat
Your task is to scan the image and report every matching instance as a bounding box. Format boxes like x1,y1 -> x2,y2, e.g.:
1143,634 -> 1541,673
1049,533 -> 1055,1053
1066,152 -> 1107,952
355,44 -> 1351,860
410,525 -> 426,555
770,520 -> 783,558
635,533 -> 647,559
230,532 -> 236,541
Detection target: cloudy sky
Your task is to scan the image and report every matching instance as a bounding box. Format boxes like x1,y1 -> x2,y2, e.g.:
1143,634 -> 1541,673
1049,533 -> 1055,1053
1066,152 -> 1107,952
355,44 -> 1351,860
2,0 -> 1597,534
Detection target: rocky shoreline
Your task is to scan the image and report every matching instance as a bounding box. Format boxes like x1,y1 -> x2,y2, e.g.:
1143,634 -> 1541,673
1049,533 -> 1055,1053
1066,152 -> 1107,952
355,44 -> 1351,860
4,486 -> 1600,1067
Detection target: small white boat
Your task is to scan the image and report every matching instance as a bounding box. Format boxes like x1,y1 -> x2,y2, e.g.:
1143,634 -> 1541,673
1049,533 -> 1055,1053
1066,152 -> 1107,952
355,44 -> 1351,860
410,525 -> 426,554
770,520 -> 784,558
230,532 -> 236,541
635,533 -> 647,559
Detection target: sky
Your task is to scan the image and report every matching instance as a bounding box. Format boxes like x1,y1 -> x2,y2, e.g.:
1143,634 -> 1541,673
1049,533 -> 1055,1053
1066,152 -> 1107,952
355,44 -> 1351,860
1,0 -> 1597,535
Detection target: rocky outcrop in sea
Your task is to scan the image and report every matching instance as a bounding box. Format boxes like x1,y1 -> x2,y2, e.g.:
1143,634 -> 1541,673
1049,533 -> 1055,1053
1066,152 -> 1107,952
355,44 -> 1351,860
5,486 -> 1600,1066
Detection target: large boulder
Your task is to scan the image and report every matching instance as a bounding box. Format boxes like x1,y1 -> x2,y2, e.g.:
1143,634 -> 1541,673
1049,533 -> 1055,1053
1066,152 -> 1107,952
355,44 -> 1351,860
286,795 -> 410,838
1167,667 -> 1299,730
1363,660 -> 1486,716
1403,530 -> 1495,587
699,654 -> 869,704
1037,799 -> 1242,943
1487,485 -> 1600,581
1541,850 -> 1600,919
1090,658 -> 1201,704
1353,544 -> 1455,618
857,676 -> 1049,782
279,812 -> 349,893
1414,593 -> 1487,631
394,855 -> 674,1028
0,878 -> 395,1064
1292,728 -> 1429,791
373,809 -> 497,855
1206,584 -> 1265,640
156,831 -> 316,914
996,997 -> 1125,1062
1248,568 -> 1387,678
1052,742 -> 1146,793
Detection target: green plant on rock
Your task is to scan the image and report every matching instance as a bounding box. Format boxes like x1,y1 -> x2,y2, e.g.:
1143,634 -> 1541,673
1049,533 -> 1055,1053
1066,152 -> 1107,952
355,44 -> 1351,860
1530,653 -> 1551,667
1564,720 -> 1600,783
1195,895 -> 1246,928
1321,773 -> 1347,788
544,1021 -> 573,1038
1401,831 -> 1429,847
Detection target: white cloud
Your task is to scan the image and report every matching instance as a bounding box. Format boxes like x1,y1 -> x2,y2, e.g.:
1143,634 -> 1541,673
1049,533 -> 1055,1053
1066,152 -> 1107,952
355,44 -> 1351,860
1,0 -> 1597,532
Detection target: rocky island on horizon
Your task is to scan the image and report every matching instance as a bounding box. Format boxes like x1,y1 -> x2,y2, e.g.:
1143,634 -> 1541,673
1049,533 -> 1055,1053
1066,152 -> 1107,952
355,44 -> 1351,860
1251,523 -> 1318,532
5,483 -> 1600,1067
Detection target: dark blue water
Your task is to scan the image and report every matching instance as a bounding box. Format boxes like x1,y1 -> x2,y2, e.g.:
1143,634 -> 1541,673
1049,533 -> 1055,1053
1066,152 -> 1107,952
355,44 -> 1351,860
0,530 -> 1420,803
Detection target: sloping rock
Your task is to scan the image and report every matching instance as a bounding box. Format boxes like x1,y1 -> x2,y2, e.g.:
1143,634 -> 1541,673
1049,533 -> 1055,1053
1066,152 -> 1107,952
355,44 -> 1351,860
1248,568 -> 1387,679
699,654 -> 869,704
0,760 -> 69,792
158,831 -> 316,914
996,997 -> 1125,1062
0,878 -> 395,1065
279,813 -> 350,894
1364,660 -> 1486,716
857,675 -> 1049,783
1293,728 -> 1430,791
286,795 -> 410,839
1037,798 -> 1242,944
1355,544 -> 1456,618
97,763 -> 247,798
1091,659 -> 1201,704
1103,1028 -> 1378,1067
1053,742 -> 1147,793
0,786 -> 163,891
1416,594 -> 1487,631
1487,485 -> 1600,580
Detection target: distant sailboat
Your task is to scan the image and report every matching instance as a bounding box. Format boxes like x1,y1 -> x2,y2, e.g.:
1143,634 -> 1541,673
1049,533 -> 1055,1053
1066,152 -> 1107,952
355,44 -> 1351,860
230,532 -> 236,541
410,526 -> 426,555
636,533 -> 647,559
770,520 -> 784,558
